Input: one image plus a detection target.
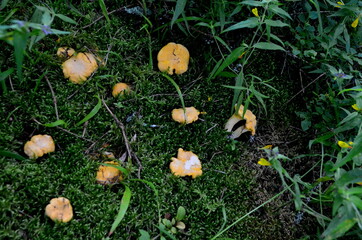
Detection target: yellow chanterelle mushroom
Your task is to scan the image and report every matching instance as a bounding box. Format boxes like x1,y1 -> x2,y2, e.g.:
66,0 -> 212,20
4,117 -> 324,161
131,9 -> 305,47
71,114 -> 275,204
57,47 -> 75,60
24,134 -> 55,159
112,83 -> 131,97
170,148 -> 202,178
225,105 -> 257,139
45,197 -> 73,223
171,107 -> 200,124
62,52 -> 98,84
96,161 -> 123,185
157,42 -> 190,75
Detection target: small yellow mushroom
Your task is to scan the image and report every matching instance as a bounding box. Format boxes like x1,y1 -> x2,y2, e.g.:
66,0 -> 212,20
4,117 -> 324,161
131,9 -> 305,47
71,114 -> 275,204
225,105 -> 257,139
56,47 -> 75,60
170,148 -> 202,178
45,197 -> 73,223
171,107 -> 200,124
96,161 -> 123,185
112,83 -> 131,97
62,52 -> 98,84
24,134 -> 55,159
157,42 -> 190,75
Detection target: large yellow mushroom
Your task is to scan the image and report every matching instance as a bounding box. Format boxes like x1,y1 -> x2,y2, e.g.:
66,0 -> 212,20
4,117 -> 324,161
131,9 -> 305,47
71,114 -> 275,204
24,134 -> 55,159
45,197 -> 73,223
157,42 -> 190,75
96,161 -> 123,185
225,105 -> 257,140
170,148 -> 202,178
171,107 -> 200,124
62,52 -> 98,84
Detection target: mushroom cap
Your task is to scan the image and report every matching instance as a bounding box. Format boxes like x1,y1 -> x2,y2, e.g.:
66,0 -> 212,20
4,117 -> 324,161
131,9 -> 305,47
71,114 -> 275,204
225,105 -> 257,136
171,107 -> 200,124
57,47 -> 75,59
62,52 -> 98,84
170,148 -> 202,178
96,161 -> 123,185
112,83 -> 131,97
24,134 -> 55,159
157,42 -> 190,75
45,197 -> 73,223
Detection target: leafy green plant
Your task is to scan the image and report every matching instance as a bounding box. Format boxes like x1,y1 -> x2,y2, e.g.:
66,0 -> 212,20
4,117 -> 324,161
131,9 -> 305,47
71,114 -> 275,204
0,5 -> 75,81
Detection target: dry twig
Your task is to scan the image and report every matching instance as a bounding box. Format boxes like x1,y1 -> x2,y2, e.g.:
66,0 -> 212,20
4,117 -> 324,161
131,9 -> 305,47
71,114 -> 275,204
101,98 -> 143,178
45,75 -> 59,120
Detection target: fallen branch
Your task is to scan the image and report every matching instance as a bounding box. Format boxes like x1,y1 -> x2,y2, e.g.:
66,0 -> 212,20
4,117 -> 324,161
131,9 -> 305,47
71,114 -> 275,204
101,98 -> 143,178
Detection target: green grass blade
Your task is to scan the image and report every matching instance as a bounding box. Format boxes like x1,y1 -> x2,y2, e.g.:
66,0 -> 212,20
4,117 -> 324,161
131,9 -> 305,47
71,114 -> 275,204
102,163 -> 130,178
0,0 -> 9,10
130,179 -> 161,221
162,73 -> 185,110
252,42 -> 285,51
210,47 -> 244,80
0,8 -> 17,24
156,224 -> 177,240
76,95 -> 102,126
171,0 -> 187,28
108,185 -> 132,237
13,30 -> 28,81
0,68 -> 14,94
0,150 -> 26,161
43,120 -> 67,127
99,0 -> 110,24
55,14 -> 77,25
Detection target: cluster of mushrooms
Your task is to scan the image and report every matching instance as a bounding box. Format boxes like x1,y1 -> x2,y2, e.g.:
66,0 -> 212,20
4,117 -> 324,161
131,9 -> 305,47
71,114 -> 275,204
24,42 -> 257,223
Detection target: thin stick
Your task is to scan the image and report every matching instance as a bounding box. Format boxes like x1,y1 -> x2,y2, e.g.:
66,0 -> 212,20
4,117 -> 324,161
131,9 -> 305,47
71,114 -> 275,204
45,75 -> 59,120
82,5 -> 133,29
84,130 -> 110,154
101,98 -> 143,178
284,73 -> 326,106
32,118 -> 95,143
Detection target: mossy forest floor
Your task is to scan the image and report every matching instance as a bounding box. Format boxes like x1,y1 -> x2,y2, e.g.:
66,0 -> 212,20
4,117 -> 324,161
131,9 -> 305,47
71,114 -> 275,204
1,1 -> 321,239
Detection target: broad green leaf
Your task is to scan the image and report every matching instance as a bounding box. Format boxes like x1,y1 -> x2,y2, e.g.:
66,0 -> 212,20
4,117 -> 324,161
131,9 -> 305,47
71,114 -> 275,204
252,42 -> 285,51
99,0 -> 110,24
138,230 -> 151,240
210,46 -> 244,79
240,1 -> 264,6
346,187 -> 362,196
171,0 -> 187,28
335,169 -> 362,187
269,5 -> 292,20
350,196 -> 362,211
43,120 -> 66,127
76,95 -> 102,126
0,150 -> 26,161
108,185 -> 132,236
49,28 -> 70,35
333,134 -> 362,170
264,19 -> 289,27
321,213 -> 356,240
41,11 -> 52,26
56,14 -> 77,24
0,0 -> 10,10
222,18 -> 259,33
176,206 -> 186,221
